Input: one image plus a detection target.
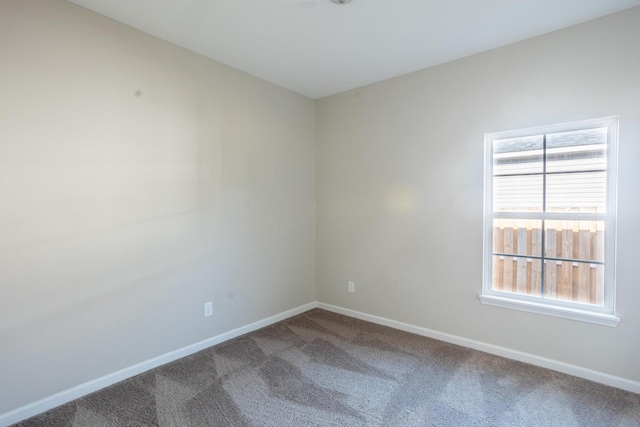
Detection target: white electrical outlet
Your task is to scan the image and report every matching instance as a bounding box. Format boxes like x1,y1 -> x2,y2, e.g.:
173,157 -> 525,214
204,301 -> 213,317
348,281 -> 355,293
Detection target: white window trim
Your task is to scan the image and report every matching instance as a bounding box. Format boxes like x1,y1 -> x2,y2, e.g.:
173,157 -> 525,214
480,117 -> 619,327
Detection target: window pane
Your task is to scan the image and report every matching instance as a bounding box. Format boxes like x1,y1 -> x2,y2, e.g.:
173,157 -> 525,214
494,175 -> 543,212
492,255 -> 542,296
546,128 -> 607,173
543,260 -> 604,306
546,172 -> 606,213
544,220 -> 605,262
493,135 -> 543,176
493,219 -> 542,257
485,118 -> 617,318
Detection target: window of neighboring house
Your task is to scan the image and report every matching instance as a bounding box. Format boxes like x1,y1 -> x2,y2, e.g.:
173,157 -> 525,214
480,117 -> 619,327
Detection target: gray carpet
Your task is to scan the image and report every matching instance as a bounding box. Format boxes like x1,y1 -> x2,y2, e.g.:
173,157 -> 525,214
14,309 -> 640,426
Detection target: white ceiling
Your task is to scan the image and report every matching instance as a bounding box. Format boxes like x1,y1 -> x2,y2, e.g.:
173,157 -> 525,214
68,0 -> 640,99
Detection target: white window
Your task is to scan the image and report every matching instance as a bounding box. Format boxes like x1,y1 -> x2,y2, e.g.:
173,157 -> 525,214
480,117 -> 619,327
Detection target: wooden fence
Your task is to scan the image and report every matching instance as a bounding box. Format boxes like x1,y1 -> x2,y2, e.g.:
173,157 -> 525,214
492,219 -> 604,305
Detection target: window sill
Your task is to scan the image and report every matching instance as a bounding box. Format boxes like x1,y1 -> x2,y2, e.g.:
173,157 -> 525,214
479,294 -> 620,327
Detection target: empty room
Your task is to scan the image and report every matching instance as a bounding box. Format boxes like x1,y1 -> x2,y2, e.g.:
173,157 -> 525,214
1,0 -> 639,425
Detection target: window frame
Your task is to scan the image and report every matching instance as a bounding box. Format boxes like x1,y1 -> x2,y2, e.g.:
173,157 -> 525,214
480,117 -> 620,327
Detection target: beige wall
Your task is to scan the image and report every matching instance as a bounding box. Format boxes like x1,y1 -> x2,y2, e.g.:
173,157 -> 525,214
0,0 -> 316,414
2,0 -> 639,418
317,8 -> 640,382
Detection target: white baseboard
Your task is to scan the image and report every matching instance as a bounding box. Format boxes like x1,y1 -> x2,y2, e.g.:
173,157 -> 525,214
0,302 -> 317,427
316,302 -> 640,395
3,300 -> 638,426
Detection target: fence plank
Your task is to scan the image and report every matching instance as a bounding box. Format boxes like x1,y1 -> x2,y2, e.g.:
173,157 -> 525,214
596,224 -> 605,305
493,226 -> 503,290
572,263 -> 579,301
494,224 -> 503,254
590,265 -> 597,305
596,227 -> 605,263
491,219 -> 604,305
503,226 -> 514,291
578,225 -> 591,303
545,224 -> 557,298
496,256 -> 504,290
517,226 -> 527,293
596,265 -> 605,305
531,226 -> 542,295
558,224 -> 573,300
